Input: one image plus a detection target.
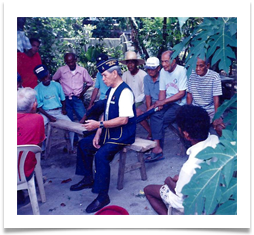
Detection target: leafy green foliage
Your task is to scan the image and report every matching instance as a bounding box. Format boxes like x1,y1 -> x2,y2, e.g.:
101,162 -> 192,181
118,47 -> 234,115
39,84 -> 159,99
172,17 -> 237,77
182,96 -> 237,215
182,130 -> 237,215
24,17 -> 126,76
25,17 -> 95,75
129,17 -> 183,59
213,94 -> 237,132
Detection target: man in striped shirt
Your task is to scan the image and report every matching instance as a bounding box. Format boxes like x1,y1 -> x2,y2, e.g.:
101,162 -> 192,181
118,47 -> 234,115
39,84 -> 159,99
187,58 -> 222,124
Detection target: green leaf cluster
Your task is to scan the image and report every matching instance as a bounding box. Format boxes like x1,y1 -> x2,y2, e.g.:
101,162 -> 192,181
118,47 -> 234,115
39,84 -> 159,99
172,17 -> 237,77
25,17 -> 96,75
24,17 -> 127,77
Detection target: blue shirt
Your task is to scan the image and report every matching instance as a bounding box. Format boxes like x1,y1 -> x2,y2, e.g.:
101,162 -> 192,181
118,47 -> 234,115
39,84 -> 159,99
144,74 -> 160,103
34,81 -> 65,110
95,72 -> 109,100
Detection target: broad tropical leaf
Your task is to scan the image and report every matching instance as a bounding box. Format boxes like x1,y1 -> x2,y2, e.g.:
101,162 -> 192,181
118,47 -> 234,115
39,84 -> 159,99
172,17 -> 236,76
213,95 -> 237,136
182,135 -> 237,215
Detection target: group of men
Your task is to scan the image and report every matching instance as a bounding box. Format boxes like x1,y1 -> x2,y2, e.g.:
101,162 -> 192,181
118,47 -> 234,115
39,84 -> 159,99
17,41 -> 223,213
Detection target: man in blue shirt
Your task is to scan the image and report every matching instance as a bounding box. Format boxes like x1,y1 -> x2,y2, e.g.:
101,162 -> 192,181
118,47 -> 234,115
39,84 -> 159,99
34,64 -> 75,153
144,57 -> 161,111
80,54 -> 110,123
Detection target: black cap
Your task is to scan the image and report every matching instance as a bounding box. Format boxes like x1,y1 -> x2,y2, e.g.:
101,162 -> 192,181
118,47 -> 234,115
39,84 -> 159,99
34,64 -> 49,80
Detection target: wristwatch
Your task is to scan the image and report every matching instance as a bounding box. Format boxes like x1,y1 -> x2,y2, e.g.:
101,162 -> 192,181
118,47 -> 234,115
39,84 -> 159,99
99,121 -> 104,128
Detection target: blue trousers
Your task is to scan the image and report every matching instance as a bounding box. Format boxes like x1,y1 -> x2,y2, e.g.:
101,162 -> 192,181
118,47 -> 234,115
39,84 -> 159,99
150,103 -> 180,141
65,96 -> 86,142
75,134 -> 124,196
65,96 -> 86,121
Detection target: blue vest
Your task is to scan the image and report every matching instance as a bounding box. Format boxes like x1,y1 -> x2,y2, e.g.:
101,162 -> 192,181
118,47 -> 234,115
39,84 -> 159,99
101,82 -> 136,145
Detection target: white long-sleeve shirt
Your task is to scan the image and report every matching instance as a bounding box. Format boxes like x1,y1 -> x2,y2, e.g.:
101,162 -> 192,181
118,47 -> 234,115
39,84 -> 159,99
160,134 -> 219,209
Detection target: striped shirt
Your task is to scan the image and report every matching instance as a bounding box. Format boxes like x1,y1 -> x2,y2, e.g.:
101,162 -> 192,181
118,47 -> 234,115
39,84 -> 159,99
187,69 -> 222,120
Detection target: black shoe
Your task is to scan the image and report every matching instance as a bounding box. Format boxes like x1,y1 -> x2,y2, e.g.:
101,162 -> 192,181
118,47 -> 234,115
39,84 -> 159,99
70,178 -> 94,191
85,195 -> 110,213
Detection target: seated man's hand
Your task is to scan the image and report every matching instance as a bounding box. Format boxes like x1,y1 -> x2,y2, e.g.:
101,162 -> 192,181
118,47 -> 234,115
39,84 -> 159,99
49,115 -> 57,122
83,119 -> 99,131
80,114 -> 87,124
213,117 -> 225,137
93,129 -> 102,149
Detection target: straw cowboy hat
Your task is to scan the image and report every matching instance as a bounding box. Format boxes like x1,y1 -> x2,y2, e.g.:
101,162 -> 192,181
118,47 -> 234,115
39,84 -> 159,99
119,51 -> 145,66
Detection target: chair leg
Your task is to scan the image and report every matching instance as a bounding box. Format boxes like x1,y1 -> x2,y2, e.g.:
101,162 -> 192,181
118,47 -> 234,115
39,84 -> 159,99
64,131 -> 72,153
45,124 -> 53,159
27,175 -> 40,215
137,152 -> 147,181
34,166 -> 46,203
117,149 -> 127,190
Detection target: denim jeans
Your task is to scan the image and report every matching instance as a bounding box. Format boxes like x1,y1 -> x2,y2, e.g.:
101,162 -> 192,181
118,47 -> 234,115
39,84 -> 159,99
65,96 -> 86,142
65,96 -> 86,121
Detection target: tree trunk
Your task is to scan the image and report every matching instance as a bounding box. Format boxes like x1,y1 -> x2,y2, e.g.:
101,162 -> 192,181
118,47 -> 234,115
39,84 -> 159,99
128,17 -> 149,59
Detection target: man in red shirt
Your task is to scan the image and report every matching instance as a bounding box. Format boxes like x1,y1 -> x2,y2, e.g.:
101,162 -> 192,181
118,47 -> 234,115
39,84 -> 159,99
17,87 -> 45,203
17,87 -> 45,177
17,38 -> 42,89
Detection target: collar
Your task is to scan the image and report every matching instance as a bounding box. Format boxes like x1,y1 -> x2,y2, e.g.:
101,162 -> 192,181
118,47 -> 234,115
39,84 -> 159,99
197,69 -> 210,78
186,133 -> 211,158
149,74 -> 160,83
62,64 -> 82,74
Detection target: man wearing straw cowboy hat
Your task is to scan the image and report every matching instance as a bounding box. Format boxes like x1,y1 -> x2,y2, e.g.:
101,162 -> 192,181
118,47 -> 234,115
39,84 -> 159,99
120,51 -> 152,139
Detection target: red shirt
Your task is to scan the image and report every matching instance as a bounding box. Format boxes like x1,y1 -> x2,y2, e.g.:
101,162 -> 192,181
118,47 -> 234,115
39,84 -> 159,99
17,113 -> 45,177
17,52 -> 42,89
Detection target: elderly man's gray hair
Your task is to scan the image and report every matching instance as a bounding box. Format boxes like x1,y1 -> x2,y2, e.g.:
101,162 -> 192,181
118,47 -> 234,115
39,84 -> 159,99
17,87 -> 37,113
107,65 -> 122,76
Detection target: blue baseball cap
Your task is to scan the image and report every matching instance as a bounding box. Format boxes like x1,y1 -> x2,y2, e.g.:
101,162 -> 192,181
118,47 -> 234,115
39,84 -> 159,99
97,59 -> 119,74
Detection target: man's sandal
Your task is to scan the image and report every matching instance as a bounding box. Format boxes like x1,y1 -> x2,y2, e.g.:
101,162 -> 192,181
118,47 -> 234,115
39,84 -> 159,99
144,152 -> 164,163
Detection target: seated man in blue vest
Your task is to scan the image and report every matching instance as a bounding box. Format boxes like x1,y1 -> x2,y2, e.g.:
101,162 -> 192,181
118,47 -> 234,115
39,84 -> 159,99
70,59 -> 136,213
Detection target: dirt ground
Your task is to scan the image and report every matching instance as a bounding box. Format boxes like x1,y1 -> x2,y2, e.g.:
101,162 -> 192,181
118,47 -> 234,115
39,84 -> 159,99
17,122 -> 188,215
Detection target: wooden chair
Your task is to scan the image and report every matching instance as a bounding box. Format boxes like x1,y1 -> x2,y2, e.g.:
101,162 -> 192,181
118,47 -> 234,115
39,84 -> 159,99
17,145 -> 46,215
117,137 -> 156,190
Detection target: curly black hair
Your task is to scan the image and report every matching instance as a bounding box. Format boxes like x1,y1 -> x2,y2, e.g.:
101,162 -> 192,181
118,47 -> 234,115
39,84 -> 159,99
176,105 -> 210,142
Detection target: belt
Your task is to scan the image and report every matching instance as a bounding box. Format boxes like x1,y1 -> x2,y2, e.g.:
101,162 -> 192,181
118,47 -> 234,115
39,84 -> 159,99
45,107 -> 60,111
67,95 -> 79,100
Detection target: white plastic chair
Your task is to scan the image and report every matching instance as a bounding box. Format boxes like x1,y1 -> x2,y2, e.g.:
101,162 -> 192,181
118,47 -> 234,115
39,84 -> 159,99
17,145 -> 46,215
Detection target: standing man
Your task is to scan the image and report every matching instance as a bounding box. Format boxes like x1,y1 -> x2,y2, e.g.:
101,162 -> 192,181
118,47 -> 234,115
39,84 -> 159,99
70,59 -> 136,213
52,53 -> 94,121
187,57 -> 223,124
52,53 -> 94,143
17,38 -> 42,89
145,50 -> 187,162
120,51 -> 152,139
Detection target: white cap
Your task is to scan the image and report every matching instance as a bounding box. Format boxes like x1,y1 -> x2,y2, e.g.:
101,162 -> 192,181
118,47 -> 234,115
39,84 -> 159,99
145,57 -> 160,69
